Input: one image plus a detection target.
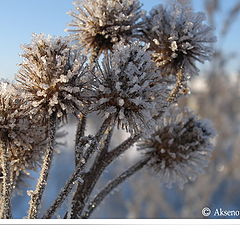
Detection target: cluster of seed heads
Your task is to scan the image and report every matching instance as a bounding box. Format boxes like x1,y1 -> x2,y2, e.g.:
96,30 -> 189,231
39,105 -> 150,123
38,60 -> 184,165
0,0 -> 216,215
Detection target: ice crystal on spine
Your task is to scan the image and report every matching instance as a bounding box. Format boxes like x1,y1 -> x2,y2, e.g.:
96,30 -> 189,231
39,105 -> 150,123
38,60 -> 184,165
0,82 -> 47,185
17,34 -> 88,121
138,106 -> 216,188
141,2 -> 216,100
67,0 -> 143,61
88,41 -> 170,134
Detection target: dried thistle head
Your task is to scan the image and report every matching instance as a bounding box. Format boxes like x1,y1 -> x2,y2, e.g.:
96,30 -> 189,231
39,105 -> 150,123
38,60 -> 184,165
141,2 -> 216,101
142,2 -> 216,77
17,34 -> 89,121
67,0 -> 143,61
87,41 -> 171,134
0,82 -> 48,185
138,106 -> 216,188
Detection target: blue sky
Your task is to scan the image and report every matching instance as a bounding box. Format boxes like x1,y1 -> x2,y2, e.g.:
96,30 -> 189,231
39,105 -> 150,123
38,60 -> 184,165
0,0 -> 239,80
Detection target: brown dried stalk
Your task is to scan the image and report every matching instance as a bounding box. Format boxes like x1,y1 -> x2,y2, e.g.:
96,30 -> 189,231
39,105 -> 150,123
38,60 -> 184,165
81,157 -> 150,218
70,133 -> 141,218
43,115 -> 114,218
167,68 -> 189,102
70,115 -> 115,218
28,113 -> 57,219
75,114 -> 87,166
0,142 -> 13,219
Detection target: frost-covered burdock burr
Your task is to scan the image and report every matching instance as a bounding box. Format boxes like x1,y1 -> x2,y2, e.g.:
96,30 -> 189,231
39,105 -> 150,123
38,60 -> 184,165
17,34 -> 88,121
141,2 -> 216,101
138,106 -> 216,189
67,0 -> 143,62
88,41 -> 170,134
0,83 -> 47,180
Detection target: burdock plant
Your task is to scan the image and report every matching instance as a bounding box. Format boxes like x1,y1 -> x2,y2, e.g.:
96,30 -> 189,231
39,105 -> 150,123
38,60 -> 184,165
0,0 -> 216,219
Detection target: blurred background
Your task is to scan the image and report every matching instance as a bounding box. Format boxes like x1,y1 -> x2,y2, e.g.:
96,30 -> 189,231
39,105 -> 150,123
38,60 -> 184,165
1,0 -> 240,218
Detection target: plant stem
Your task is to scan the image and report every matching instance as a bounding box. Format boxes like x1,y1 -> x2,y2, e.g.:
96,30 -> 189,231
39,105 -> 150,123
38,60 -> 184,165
28,113 -> 57,219
84,116 -> 114,160
167,68 -> 188,102
69,116 -> 115,218
81,157 -> 150,218
0,142 -> 13,219
70,133 -> 141,218
56,115 -> 113,218
106,134 -> 141,164
88,133 -> 142,191
75,114 -> 87,166
42,168 -> 86,219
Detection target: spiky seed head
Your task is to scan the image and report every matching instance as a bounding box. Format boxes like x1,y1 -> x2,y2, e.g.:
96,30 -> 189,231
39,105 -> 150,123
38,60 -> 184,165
87,41 -> 171,134
17,34 -> 89,121
67,0 -> 143,61
141,2 -> 216,86
140,2 -> 216,102
138,106 -> 216,188
0,82 -> 48,186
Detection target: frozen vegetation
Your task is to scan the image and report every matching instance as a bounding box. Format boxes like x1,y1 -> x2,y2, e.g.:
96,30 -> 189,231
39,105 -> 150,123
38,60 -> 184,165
0,0 -> 218,219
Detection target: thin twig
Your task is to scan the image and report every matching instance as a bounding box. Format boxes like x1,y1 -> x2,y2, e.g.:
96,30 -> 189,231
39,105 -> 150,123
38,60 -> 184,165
81,158 -> 150,218
105,134 -> 141,165
0,142 -> 13,219
98,123 -> 115,157
27,113 -> 57,219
